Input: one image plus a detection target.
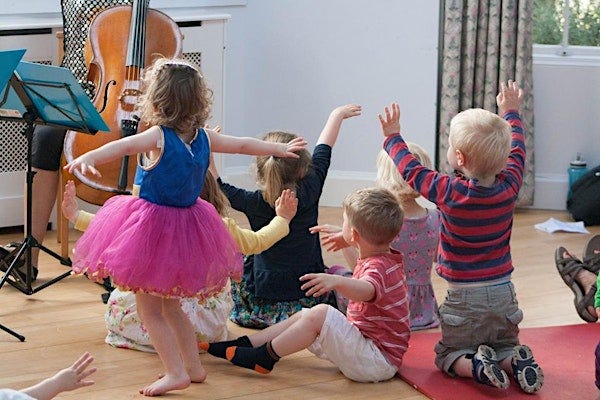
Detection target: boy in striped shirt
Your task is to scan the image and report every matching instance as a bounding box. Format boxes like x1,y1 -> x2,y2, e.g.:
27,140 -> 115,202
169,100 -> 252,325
380,81 -> 543,394
200,187 -> 410,382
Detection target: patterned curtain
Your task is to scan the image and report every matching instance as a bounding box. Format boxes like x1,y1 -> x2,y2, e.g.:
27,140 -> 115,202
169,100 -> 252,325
437,0 -> 535,206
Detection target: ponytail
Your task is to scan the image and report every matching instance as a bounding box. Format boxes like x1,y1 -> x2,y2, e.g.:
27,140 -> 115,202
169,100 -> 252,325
255,131 -> 312,208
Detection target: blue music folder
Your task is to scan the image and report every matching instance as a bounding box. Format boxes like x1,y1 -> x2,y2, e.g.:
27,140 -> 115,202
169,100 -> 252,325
0,49 -> 109,133
0,48 -> 26,117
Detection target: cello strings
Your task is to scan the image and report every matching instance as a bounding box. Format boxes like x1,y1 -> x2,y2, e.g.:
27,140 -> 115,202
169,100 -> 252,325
125,0 -> 147,121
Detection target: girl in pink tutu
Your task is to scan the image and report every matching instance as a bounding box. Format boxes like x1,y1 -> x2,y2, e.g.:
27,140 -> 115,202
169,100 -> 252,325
63,57 -> 307,397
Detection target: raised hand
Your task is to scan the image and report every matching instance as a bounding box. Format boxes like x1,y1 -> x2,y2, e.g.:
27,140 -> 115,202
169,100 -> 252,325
275,189 -> 298,222
378,102 -> 401,137
496,80 -> 523,115
332,104 -> 362,120
277,136 -> 308,158
309,224 -> 349,252
61,180 -> 79,223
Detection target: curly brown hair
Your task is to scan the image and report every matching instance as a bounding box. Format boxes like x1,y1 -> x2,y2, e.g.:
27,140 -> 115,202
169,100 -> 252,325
137,57 -> 213,134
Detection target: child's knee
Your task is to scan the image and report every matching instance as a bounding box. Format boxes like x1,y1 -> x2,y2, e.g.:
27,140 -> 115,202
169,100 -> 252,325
303,303 -> 331,327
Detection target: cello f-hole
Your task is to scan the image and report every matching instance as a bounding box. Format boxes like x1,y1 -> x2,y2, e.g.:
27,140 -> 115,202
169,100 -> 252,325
98,79 -> 117,113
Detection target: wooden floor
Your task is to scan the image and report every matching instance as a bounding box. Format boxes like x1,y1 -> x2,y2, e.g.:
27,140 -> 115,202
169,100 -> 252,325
0,207 -> 598,399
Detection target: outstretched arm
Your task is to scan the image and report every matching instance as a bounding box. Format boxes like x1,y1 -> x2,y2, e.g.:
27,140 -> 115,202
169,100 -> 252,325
317,104 -> 362,147
63,126 -> 162,177
208,129 -> 308,158
299,273 -> 374,302
22,352 -> 96,400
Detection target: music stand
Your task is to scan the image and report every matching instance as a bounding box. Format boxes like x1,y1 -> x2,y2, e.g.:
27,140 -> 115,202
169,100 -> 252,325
0,49 -> 108,341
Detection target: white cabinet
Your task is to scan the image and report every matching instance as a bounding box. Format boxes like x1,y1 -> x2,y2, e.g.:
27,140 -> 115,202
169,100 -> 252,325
0,12 -> 228,228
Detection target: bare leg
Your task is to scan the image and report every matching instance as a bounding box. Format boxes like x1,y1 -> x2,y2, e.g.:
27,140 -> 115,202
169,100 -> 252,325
262,304 -> 329,357
27,168 -> 59,266
162,298 -> 206,383
245,308 -> 305,347
136,293 -> 191,396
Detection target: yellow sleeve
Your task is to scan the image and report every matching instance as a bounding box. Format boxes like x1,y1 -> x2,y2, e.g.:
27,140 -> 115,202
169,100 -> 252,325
223,216 -> 289,255
73,210 -> 95,232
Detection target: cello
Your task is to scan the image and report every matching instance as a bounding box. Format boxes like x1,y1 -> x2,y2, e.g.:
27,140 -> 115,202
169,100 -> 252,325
63,0 -> 183,205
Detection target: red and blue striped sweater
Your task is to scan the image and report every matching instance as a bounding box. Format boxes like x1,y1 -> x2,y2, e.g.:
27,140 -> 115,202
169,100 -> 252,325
383,111 -> 525,283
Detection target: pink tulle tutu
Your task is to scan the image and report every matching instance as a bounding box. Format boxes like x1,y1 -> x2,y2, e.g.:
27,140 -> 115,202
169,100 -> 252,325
72,195 -> 242,299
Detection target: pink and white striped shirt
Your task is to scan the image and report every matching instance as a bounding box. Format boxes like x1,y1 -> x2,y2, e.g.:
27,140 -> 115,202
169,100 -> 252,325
347,252 -> 411,369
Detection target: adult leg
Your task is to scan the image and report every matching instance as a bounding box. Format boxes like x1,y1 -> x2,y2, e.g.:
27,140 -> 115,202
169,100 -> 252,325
135,292 -> 190,396
28,168 -> 60,266
28,126 -> 66,269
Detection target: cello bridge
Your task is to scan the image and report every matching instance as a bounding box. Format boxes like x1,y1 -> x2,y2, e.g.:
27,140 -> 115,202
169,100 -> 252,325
119,89 -> 142,112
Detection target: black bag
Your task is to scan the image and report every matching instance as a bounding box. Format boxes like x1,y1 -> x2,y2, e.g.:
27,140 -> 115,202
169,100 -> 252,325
567,164 -> 600,226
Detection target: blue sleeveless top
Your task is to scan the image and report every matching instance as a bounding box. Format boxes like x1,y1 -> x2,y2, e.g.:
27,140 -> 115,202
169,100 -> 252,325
135,126 -> 210,207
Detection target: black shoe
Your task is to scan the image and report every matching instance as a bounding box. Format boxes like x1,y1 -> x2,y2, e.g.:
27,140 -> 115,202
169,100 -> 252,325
101,291 -> 111,304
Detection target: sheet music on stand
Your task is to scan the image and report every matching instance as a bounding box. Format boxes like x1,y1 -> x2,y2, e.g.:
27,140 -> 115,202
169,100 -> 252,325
0,48 -> 109,133
0,49 -> 24,115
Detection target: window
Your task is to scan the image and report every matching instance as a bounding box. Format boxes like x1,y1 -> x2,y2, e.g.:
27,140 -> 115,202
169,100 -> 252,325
534,0 -> 600,54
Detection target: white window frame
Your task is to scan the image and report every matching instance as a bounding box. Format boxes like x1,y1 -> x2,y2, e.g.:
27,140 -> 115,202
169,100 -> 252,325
533,0 -> 600,67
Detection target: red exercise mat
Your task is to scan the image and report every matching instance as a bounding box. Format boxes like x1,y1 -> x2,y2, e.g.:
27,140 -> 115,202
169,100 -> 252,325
398,324 -> 599,399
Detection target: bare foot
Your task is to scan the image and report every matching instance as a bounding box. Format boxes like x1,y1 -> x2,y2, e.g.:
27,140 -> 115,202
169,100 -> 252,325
139,373 -> 190,397
187,364 -> 207,383
158,365 -> 206,383
575,269 -> 598,317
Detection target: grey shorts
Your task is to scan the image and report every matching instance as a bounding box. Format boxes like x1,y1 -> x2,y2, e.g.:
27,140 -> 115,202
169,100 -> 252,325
31,125 -> 67,171
434,281 -> 523,375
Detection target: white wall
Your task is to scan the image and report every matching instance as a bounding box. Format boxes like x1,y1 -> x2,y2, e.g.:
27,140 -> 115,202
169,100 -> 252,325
215,0 -> 439,206
532,56 -> 600,209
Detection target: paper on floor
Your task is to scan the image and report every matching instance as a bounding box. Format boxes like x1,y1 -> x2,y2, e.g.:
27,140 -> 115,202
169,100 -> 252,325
534,217 -> 590,234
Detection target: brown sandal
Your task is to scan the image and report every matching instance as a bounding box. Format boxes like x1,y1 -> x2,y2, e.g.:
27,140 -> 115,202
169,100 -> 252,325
582,235 -> 600,274
555,247 -> 598,323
